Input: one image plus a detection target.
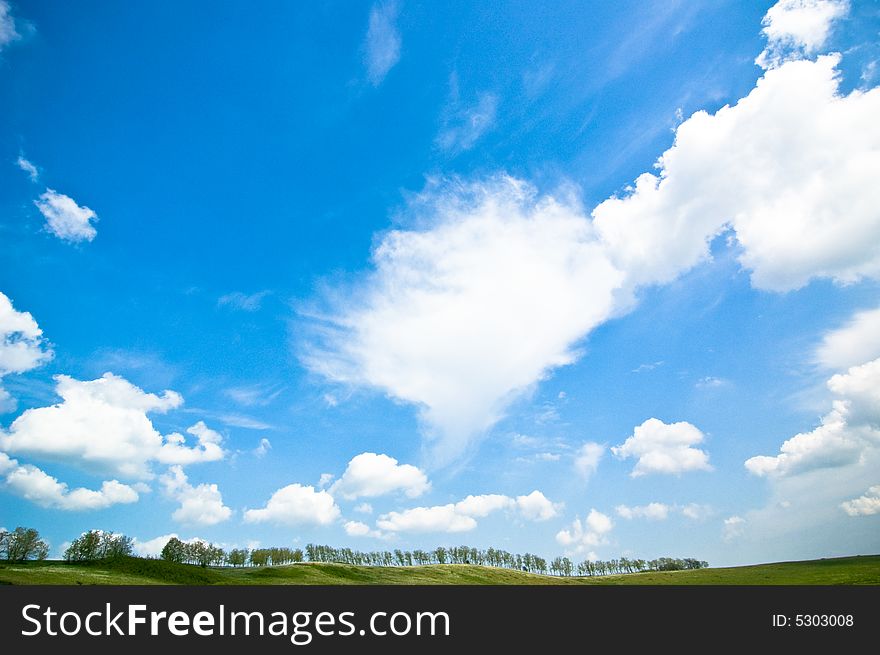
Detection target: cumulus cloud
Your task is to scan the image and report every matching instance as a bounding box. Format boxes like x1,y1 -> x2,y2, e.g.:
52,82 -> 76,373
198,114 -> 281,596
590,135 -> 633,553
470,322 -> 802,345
593,54 -> 880,293
555,510 -> 613,555
815,307 -> 880,370
34,189 -> 98,243
0,292 -> 53,411
376,490 -> 559,533
1,373 -> 224,479
840,485 -> 880,516
1,452 -> 138,511
330,452 -> 430,500
354,502 -> 373,514
612,418 -> 712,477
377,504 -> 476,533
244,483 -> 341,526
756,0 -> 849,69
159,421 -> 226,466
133,533 -> 179,558
746,357 -> 880,477
16,155 -> 38,182
132,534 -> 213,558
515,490 -> 562,521
573,442 -> 604,481
364,1 -> 401,86
304,178 -> 624,465
160,465 -> 231,526
615,502 -> 671,520
343,520 -> 384,539
306,12 -> 880,465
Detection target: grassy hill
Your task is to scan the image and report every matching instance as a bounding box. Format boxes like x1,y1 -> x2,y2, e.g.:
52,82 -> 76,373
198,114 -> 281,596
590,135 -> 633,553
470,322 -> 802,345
0,554 -> 877,585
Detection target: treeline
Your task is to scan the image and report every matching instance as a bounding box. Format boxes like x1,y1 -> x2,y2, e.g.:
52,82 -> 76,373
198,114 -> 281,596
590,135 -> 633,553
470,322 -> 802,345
0,527 -> 49,562
300,544 -> 708,576
3,526 -> 709,577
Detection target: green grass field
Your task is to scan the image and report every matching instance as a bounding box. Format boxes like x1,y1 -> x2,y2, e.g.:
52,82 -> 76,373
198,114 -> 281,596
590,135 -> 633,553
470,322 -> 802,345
1,554 -> 878,585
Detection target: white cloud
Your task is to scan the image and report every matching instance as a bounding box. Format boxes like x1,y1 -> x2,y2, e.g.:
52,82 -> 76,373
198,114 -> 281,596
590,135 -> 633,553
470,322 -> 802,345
1,453 -> 138,511
816,307 -> 880,370
159,421 -> 226,466
555,510 -> 614,555
318,473 -> 334,489
364,1 -> 401,86
1,373 -> 224,479
680,503 -> 713,520
132,533 -> 179,558
16,156 -> 38,182
343,520 -> 384,539
304,178 -> 624,465
0,292 -> 53,411
131,533 -> 212,558
436,90 -> 499,154
306,16 -> 880,466
244,483 -> 341,526
254,438 -> 272,457
514,490 -> 561,521
840,485 -> 880,516
615,502 -> 671,520
0,0 -> 20,50
593,54 -> 880,294
354,502 -> 373,514
330,452 -> 430,500
217,291 -> 271,312
535,452 -> 560,461
573,442 -> 604,481
612,418 -> 712,477
745,357 -> 880,477
375,490 -> 558,534
377,504 -> 476,533
454,493 -> 513,518
34,189 -> 98,243
160,466 -> 231,526
217,414 -> 273,430
756,0 -> 849,69
723,515 -> 746,541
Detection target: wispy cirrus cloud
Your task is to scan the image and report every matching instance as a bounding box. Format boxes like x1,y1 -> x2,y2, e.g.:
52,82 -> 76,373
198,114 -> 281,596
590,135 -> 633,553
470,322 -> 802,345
363,1 -> 401,86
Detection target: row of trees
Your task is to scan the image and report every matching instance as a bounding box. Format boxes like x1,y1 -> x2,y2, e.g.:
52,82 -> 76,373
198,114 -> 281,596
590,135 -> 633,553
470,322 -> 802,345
300,544 -> 707,576
0,527 -> 49,562
3,526 -> 709,576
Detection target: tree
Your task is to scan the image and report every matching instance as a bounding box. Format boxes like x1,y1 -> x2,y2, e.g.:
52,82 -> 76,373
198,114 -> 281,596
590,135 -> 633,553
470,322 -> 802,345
0,527 -> 49,561
65,530 -> 133,562
227,548 -> 249,567
160,537 -> 187,563
65,530 -> 101,562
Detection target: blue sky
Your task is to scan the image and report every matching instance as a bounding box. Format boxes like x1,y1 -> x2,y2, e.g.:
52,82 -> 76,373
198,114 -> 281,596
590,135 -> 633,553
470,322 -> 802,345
1,0 -> 879,566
